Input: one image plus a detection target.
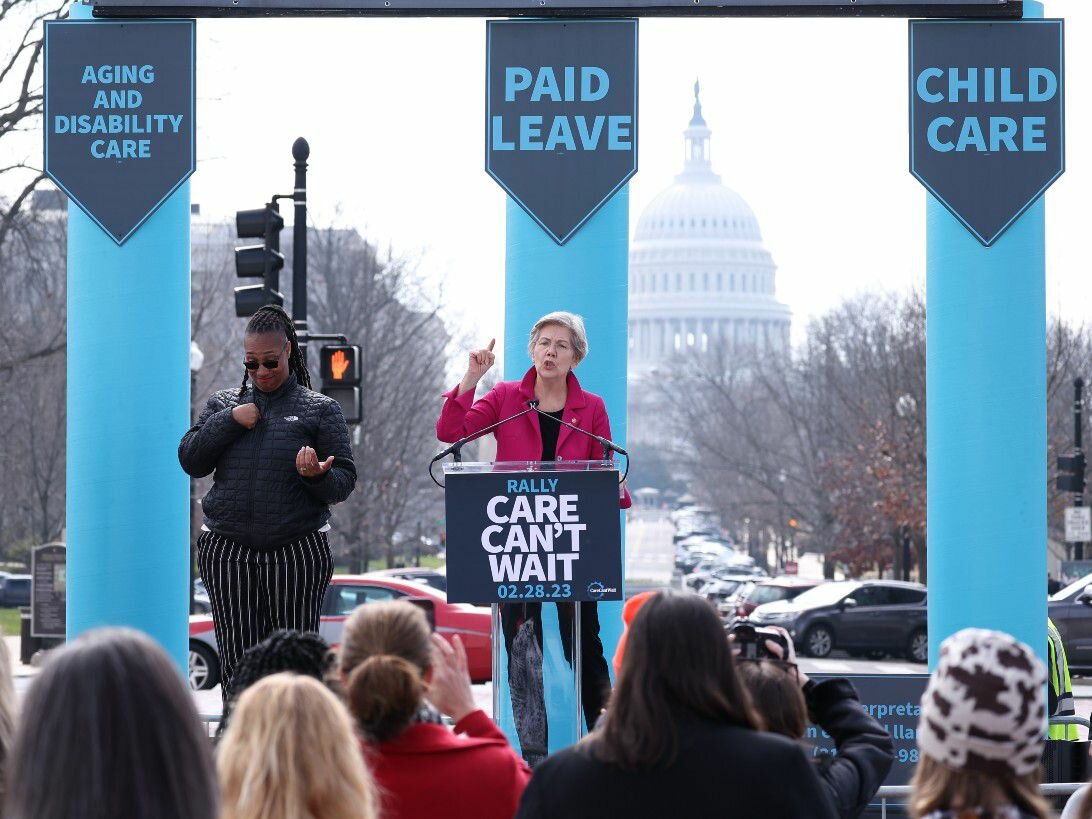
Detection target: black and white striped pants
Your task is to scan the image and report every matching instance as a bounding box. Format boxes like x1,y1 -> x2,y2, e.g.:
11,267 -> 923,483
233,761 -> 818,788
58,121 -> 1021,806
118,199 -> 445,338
197,529 -> 333,696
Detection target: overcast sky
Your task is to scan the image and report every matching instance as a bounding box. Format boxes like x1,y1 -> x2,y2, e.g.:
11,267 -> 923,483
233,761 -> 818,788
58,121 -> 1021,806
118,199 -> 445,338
22,2 -> 1092,358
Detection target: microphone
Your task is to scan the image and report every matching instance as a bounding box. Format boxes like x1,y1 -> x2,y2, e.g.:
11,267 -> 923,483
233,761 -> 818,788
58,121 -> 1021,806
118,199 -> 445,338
526,400 -> 628,458
431,402 -> 541,464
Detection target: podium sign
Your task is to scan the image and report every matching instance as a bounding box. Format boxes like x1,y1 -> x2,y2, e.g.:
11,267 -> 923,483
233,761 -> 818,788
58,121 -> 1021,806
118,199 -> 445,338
444,463 -> 622,604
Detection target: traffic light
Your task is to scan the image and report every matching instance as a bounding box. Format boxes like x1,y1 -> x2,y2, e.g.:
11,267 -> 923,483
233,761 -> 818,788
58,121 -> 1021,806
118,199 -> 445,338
320,344 -> 362,424
1057,453 -> 1086,494
234,202 -> 285,317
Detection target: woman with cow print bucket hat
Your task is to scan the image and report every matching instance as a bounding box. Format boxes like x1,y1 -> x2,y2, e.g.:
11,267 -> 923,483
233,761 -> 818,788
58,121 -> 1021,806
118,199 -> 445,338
911,628 -> 1050,819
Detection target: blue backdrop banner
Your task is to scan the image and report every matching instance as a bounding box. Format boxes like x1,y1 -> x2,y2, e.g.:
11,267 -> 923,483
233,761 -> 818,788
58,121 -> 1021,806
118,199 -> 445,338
909,19 -> 1064,246
44,19 -> 195,245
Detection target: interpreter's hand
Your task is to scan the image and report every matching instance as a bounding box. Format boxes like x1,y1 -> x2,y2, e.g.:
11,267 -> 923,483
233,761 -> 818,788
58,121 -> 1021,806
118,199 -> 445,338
232,403 -> 260,429
426,634 -> 477,723
296,445 -> 334,479
459,339 -> 495,394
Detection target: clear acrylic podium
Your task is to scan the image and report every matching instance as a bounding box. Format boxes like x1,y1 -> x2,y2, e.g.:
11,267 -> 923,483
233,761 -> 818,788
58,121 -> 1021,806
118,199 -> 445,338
442,460 -> 623,766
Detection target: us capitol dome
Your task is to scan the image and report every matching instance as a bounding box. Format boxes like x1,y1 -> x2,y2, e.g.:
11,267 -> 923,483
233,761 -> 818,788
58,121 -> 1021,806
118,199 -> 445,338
628,83 -> 791,377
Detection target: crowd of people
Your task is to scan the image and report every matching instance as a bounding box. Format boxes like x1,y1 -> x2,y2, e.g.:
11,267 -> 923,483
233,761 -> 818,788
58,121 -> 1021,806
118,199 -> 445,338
0,589 -> 1085,818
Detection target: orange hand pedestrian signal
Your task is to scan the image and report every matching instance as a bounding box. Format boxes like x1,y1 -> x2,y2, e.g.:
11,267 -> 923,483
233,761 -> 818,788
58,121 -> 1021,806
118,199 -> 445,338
331,349 -> 350,381
319,345 -> 361,424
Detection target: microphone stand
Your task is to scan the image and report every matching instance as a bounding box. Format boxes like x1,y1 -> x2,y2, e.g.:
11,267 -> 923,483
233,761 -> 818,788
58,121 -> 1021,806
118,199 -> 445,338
526,403 -> 630,485
428,402 -> 541,488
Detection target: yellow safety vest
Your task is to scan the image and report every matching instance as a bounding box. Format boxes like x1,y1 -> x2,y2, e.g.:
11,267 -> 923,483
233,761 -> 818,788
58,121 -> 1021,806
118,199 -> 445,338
1048,618 -> 1080,741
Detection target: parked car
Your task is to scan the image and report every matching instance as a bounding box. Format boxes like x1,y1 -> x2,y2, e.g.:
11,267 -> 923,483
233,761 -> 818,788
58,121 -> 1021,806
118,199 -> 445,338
750,579 -> 928,662
0,575 -> 31,607
734,577 -> 821,619
1049,573 -> 1092,672
686,568 -> 755,594
188,575 -> 491,691
366,567 -> 447,594
699,578 -> 754,619
191,578 -> 211,614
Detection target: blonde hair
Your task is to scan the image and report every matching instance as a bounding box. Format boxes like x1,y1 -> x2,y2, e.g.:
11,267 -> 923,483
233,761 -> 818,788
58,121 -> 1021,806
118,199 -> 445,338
528,311 -> 589,365
217,673 -> 377,819
0,636 -> 15,801
340,602 -> 432,743
909,754 -> 1049,819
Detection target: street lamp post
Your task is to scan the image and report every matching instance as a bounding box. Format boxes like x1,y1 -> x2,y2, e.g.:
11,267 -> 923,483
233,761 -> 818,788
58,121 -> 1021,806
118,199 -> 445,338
895,393 -> 918,582
189,340 -> 204,615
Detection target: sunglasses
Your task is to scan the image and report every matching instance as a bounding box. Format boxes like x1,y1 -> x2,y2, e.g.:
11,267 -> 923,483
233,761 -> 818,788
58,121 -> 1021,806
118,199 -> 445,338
243,358 -> 280,371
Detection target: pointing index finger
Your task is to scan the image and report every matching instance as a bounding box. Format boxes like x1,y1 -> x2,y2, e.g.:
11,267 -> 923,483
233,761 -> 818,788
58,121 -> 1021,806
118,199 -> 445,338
487,338 -> 495,352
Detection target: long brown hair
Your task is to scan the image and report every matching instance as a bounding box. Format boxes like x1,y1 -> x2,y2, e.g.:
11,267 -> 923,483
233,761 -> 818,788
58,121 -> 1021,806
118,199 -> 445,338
736,660 -> 808,739
585,590 -> 762,768
217,673 -> 377,819
339,602 -> 433,743
909,755 -> 1049,819
6,629 -> 218,819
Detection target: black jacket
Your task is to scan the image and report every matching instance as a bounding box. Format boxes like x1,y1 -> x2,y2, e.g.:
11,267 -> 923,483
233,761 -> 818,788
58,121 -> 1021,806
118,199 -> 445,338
178,374 -> 356,548
806,678 -> 895,819
514,711 -> 838,819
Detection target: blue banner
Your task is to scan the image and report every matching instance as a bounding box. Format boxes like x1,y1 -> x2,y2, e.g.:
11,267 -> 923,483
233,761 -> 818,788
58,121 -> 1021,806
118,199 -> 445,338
909,19 -> 1064,247
44,20 -> 196,245
486,19 -> 637,245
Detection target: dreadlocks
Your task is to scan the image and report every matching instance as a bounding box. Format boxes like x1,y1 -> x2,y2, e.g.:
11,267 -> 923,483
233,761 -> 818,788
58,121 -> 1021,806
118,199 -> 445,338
217,629 -> 335,738
238,304 -> 312,399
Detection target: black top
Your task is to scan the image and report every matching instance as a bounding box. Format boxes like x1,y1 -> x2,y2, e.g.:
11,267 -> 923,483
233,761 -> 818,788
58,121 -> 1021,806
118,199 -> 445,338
805,678 -> 895,819
539,409 -> 564,461
178,373 -> 357,549
514,711 -> 838,819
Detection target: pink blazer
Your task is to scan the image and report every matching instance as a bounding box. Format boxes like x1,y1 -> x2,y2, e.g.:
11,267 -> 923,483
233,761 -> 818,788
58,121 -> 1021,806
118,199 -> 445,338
437,366 -> 632,509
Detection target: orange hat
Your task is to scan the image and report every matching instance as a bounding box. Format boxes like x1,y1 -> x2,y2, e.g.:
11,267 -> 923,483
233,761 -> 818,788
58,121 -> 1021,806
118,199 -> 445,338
612,591 -> 657,678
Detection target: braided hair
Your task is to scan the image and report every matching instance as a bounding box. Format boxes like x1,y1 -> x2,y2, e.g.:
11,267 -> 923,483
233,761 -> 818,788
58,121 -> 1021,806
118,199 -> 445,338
238,304 -> 312,400
217,629 -> 335,738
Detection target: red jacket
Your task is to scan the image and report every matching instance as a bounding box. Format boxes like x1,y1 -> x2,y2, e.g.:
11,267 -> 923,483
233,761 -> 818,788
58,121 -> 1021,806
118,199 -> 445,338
437,367 -> 632,508
363,709 -> 532,819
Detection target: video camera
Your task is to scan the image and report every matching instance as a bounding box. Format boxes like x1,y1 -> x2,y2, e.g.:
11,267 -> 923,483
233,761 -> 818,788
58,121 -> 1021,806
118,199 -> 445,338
728,620 -> 790,661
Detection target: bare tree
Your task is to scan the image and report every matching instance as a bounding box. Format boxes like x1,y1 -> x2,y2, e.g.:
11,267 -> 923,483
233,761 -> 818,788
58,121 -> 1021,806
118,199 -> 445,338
0,0 -> 68,254
308,221 -> 450,572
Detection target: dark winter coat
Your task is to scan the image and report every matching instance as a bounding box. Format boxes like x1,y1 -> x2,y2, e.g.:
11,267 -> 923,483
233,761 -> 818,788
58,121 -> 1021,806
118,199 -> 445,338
805,678 -> 895,819
178,374 -> 356,548
513,709 -> 838,819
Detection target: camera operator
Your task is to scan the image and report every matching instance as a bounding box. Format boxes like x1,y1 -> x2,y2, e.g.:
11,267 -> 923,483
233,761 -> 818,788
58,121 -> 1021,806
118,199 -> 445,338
733,625 -> 893,819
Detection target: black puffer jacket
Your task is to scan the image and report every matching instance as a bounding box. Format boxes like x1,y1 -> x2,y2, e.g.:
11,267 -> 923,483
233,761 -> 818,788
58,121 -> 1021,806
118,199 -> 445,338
178,374 -> 356,548
806,678 -> 895,819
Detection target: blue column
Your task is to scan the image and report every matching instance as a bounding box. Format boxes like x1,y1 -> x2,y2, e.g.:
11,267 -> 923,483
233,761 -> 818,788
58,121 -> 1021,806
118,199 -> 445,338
497,190 -> 629,752
65,3 -> 191,672
925,6 -> 1046,668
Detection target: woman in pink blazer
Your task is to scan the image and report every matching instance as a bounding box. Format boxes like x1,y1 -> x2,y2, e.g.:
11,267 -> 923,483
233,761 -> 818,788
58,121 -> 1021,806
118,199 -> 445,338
436,311 -> 629,766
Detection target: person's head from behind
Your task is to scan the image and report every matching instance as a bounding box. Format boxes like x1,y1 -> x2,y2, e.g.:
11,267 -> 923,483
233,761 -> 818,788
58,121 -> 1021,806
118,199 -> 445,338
5,628 -> 218,819
340,601 -> 433,743
735,660 -> 808,739
218,673 -> 376,819
589,589 -> 761,768
911,628 -> 1049,819
219,629 -> 334,735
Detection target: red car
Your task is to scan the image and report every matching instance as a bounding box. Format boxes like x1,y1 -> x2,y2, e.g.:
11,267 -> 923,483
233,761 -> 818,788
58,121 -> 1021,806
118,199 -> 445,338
189,575 -> 491,691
